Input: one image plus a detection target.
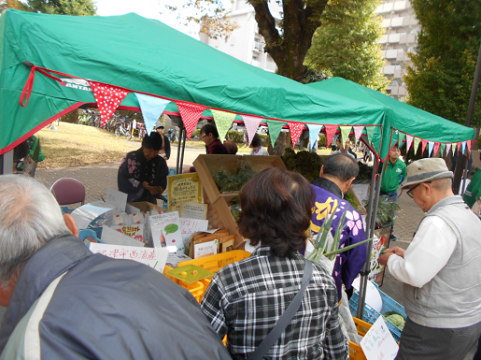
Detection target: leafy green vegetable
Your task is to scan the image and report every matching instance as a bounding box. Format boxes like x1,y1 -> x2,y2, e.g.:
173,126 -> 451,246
366,195 -> 400,227
212,165 -> 257,193
344,192 -> 359,210
281,149 -> 325,182
385,314 -> 405,330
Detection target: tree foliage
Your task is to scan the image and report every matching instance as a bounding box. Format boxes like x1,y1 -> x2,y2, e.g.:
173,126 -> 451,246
1,0 -> 32,14
304,0 -> 386,91
165,0 -> 330,81
27,0 -> 96,15
405,0 -> 481,126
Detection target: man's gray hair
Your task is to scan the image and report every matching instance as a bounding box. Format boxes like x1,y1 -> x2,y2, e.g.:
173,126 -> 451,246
0,175 -> 69,286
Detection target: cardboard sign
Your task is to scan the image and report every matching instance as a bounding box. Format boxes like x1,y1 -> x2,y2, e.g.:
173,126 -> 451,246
90,243 -> 169,273
360,317 -> 399,360
150,211 -> 183,252
180,218 -> 209,246
179,202 -> 208,220
194,239 -> 218,259
166,253 -> 192,268
106,188 -> 128,212
167,173 -> 203,212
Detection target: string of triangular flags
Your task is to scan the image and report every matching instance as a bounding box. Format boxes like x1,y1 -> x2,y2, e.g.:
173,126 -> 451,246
86,81 -> 475,155
394,130 -> 474,157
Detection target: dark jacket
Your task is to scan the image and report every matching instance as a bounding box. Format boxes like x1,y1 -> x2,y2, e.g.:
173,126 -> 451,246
0,235 -> 231,360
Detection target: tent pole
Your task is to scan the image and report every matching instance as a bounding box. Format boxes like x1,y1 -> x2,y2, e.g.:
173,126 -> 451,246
175,121 -> 184,174
180,128 -> 187,172
461,158 -> 469,196
357,157 -> 384,320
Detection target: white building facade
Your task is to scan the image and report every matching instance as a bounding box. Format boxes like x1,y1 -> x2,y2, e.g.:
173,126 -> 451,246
199,0 -> 279,73
376,0 -> 421,101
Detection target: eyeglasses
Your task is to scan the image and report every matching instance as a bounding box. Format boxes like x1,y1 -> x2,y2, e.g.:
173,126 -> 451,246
407,181 -> 431,198
201,135 -> 208,139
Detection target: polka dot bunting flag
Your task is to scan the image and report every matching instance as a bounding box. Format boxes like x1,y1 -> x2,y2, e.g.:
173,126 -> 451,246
89,81 -> 129,127
287,121 -> 304,148
176,101 -> 207,140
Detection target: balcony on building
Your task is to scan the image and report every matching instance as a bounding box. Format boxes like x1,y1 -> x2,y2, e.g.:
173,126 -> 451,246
400,34 -> 416,44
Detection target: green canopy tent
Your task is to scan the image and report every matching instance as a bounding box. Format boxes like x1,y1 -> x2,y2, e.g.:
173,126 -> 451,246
307,77 -> 475,160
0,9 -> 387,174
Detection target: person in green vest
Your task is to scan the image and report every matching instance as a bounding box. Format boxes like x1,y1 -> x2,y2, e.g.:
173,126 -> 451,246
463,169 -> 481,209
381,144 -> 407,240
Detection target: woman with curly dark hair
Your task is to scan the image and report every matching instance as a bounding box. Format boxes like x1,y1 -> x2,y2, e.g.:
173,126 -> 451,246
200,168 -> 348,360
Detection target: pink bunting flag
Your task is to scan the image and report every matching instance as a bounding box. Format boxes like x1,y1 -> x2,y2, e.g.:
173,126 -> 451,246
241,115 -> 263,145
445,143 -> 452,156
324,125 -> 338,148
353,126 -> 364,143
456,142 -> 462,154
405,134 -> 413,153
432,142 -> 440,157
176,101 -> 207,140
287,121 -> 305,148
467,139 -> 473,153
89,81 -> 129,127
421,139 -> 428,155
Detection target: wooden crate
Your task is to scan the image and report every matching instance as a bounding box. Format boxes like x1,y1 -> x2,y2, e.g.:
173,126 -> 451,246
193,155 -> 286,248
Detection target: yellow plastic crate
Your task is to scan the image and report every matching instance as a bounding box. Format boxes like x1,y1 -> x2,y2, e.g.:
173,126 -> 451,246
163,265 -> 205,303
177,250 -> 251,273
349,317 -> 371,360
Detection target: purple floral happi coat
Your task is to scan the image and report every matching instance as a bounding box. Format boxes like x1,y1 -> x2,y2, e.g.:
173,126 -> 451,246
310,185 -> 367,301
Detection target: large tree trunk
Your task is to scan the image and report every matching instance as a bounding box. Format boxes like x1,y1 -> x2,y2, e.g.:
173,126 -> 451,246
249,0 -> 328,81
268,132 -> 291,156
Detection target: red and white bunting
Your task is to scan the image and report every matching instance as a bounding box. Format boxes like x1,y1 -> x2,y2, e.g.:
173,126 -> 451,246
432,142 -> 440,157
241,115 -> 263,145
175,101 -> 207,140
467,139 -> 473,153
405,134 -> 413,153
353,126 -> 364,143
287,121 -> 304,148
324,125 -> 338,148
421,139 -> 428,155
89,81 -> 129,127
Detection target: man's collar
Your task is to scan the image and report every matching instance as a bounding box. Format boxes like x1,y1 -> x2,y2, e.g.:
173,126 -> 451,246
312,177 -> 343,199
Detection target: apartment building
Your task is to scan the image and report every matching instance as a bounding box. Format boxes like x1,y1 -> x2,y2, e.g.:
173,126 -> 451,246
376,0 -> 420,101
199,0 -> 279,73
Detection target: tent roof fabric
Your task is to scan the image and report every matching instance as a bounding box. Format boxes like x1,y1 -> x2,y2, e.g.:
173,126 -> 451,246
0,10 -> 386,156
307,78 -> 475,158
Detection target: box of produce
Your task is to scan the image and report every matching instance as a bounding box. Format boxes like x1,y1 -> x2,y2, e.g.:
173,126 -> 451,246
193,155 -> 286,248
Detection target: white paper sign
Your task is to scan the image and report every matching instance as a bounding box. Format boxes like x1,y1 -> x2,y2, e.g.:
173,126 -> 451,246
179,202 -> 208,220
106,188 -> 128,212
89,243 -> 169,273
166,252 -> 192,268
194,239 -> 218,259
360,317 -> 399,360
150,211 -> 183,252
101,225 -> 145,247
71,201 -> 116,229
180,218 -> 209,246
110,224 -> 144,243
352,279 -> 383,313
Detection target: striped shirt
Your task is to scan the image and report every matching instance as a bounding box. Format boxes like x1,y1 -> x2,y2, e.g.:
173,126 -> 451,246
200,246 -> 349,360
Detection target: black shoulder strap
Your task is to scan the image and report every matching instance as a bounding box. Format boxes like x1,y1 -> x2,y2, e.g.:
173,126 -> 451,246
247,260 -> 313,360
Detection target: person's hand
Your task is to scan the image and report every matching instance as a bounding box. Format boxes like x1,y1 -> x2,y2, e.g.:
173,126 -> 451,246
378,251 -> 394,266
182,168 -> 190,174
391,246 -> 405,258
142,181 -> 150,189
163,156 -> 169,160
148,187 -> 159,195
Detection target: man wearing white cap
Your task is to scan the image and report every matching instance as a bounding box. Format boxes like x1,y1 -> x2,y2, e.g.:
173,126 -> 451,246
379,158 -> 481,360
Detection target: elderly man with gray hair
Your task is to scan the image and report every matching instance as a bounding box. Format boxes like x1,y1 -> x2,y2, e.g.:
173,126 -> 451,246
0,175 -> 231,360
379,158 -> 481,360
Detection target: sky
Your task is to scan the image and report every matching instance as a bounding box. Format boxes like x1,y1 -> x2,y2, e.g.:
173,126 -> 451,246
94,0 -> 199,38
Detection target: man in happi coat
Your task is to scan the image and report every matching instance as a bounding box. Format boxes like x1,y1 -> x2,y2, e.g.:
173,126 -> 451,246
311,153 -> 367,300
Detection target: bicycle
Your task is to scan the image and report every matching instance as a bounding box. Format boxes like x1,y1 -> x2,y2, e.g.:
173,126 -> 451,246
115,120 -> 132,140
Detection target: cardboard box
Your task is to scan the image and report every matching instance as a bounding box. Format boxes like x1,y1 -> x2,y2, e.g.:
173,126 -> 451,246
193,155 -> 286,249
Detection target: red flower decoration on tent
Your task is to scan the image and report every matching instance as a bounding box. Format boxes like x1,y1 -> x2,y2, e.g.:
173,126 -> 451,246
287,121 -> 304,148
324,125 -> 338,148
421,139 -> 428,155
89,81 -> 129,127
432,142 -> 440,157
176,101 -> 207,140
